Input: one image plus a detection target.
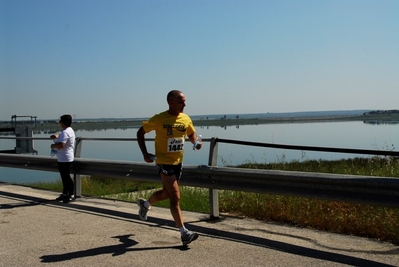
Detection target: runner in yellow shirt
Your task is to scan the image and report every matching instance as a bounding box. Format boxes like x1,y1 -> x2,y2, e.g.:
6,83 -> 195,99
137,90 -> 202,246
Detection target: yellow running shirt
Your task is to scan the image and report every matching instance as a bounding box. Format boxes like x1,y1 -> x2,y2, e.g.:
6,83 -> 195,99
142,111 -> 196,165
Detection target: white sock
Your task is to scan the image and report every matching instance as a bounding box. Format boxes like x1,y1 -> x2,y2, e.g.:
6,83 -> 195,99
179,226 -> 188,235
144,200 -> 151,208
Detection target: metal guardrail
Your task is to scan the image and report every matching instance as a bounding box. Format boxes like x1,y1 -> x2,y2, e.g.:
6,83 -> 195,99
206,137 -> 399,217
1,136 -> 399,219
213,138 -> 399,157
1,154 -> 399,213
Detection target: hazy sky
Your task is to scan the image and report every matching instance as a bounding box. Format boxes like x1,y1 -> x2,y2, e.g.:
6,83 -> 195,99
1,0 -> 398,121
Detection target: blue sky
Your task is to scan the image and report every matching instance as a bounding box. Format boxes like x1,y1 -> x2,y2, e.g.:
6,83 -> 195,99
1,0 -> 398,121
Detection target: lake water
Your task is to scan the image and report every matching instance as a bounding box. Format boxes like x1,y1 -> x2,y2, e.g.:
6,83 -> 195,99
1,120 -> 398,183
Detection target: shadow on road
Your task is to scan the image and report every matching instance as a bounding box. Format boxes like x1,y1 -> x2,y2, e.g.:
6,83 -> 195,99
1,189 -> 397,267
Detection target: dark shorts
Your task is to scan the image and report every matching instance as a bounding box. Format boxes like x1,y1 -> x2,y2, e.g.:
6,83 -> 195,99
156,163 -> 183,181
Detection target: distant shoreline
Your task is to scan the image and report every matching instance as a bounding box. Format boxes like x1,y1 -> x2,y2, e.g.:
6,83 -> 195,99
23,113 -> 399,131
2,110 -> 399,131
0,109 -> 371,124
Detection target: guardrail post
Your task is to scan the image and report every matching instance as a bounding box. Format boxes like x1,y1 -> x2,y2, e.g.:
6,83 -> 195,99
74,137 -> 83,197
208,137 -> 219,220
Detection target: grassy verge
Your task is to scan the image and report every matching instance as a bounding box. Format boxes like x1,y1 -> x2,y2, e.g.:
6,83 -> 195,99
26,156 -> 399,245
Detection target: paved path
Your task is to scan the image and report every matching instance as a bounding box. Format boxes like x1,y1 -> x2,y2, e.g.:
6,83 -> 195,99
1,183 -> 398,267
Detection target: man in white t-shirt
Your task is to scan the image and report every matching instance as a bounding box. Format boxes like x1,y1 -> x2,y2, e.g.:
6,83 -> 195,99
50,114 -> 76,203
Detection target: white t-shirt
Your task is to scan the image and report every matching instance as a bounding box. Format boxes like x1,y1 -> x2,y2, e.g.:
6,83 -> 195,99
56,127 -> 75,162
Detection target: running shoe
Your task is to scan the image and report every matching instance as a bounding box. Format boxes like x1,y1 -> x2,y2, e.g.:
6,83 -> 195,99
137,198 -> 149,220
181,231 -> 199,246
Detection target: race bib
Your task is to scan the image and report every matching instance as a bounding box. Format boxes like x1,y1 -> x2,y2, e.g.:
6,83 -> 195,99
167,138 -> 184,152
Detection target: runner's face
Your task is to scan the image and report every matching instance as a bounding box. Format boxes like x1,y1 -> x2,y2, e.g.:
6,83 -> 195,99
169,93 -> 186,115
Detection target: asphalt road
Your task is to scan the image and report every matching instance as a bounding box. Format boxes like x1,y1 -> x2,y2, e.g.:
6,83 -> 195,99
1,183 -> 398,267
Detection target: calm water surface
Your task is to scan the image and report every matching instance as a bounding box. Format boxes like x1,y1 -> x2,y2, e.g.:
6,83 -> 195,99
1,121 -> 397,183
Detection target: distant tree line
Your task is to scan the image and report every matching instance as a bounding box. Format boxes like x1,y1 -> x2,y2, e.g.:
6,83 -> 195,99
219,115 -> 240,119
363,110 -> 399,115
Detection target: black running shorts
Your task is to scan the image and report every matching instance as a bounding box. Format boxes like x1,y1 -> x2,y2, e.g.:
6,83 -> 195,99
156,163 -> 183,181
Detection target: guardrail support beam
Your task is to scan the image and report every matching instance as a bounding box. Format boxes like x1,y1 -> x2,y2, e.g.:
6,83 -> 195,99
208,137 -> 220,220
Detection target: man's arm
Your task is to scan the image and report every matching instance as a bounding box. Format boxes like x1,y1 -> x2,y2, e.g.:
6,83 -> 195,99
188,132 -> 202,150
50,134 -> 59,139
137,126 -> 154,162
50,133 -> 65,149
188,132 -> 197,144
51,142 -> 66,149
